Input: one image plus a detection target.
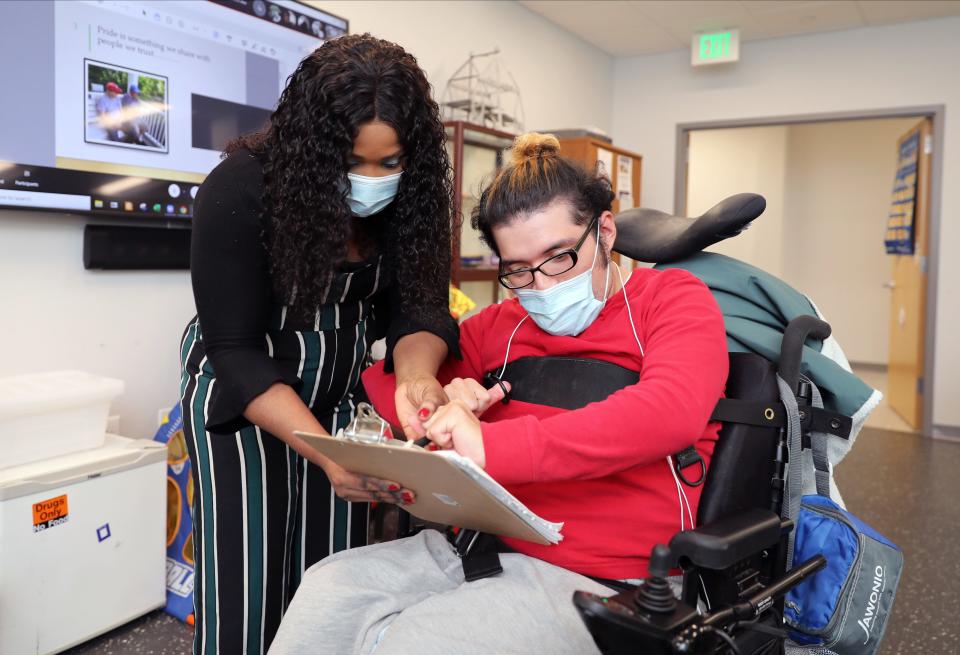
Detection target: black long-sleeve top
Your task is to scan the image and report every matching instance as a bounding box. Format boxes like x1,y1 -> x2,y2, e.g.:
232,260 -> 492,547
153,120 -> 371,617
185,149 -> 459,434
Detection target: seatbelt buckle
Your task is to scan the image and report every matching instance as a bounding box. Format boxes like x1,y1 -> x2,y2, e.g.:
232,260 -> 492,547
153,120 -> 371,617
462,553 -> 504,582
449,529 -> 504,581
452,528 -> 482,558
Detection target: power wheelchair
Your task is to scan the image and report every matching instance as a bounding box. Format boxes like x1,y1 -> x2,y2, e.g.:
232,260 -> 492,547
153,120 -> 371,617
573,193 -> 854,655
385,193 -> 864,654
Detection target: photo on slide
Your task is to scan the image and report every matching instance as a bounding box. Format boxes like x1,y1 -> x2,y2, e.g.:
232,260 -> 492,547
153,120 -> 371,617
84,59 -> 169,154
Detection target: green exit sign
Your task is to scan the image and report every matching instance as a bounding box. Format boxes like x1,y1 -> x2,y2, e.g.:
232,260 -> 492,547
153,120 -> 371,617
700,32 -> 731,59
692,29 -> 740,66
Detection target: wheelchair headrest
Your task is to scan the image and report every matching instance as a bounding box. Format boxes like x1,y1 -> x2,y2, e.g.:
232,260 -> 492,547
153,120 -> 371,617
613,193 -> 766,264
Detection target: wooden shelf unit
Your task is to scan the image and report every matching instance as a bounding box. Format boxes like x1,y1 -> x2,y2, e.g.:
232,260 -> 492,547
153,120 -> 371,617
557,136 -> 643,266
445,120 -> 516,308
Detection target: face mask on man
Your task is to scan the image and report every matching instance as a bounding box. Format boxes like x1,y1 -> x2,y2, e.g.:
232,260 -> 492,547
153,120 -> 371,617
346,171 -> 402,217
514,221 -> 611,336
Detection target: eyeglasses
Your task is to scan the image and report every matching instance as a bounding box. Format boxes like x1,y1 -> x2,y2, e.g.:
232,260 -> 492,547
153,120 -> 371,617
497,216 -> 599,290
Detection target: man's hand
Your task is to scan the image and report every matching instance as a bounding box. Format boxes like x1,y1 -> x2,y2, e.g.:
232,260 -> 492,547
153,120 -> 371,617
442,377 -> 510,417
422,400 -> 486,468
395,373 -> 448,440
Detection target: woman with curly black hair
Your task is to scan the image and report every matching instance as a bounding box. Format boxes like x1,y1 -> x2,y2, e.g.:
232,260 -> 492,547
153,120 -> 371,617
179,34 -> 459,654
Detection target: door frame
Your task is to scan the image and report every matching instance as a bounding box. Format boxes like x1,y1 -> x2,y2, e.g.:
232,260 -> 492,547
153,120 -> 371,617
674,105 -> 945,437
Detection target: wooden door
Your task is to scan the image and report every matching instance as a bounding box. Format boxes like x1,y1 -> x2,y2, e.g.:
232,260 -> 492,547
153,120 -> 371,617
886,118 -> 932,429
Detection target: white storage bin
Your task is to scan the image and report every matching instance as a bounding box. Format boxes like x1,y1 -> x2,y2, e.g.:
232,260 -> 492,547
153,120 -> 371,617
0,434 -> 167,654
0,371 -> 124,469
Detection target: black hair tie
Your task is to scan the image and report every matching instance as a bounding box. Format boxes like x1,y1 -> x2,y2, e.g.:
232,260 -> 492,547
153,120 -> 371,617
483,373 -> 512,405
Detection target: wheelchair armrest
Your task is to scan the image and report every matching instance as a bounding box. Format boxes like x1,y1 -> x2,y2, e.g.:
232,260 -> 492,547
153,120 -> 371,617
668,509 -> 785,571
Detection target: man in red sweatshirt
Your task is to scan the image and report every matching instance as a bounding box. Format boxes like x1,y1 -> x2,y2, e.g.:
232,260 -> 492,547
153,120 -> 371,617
270,134 -> 728,655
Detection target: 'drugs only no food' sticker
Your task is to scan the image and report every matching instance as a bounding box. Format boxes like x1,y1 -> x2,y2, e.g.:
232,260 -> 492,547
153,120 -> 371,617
33,495 -> 69,532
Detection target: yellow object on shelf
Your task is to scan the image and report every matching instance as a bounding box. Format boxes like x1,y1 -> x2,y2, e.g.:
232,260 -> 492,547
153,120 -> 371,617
449,284 -> 477,320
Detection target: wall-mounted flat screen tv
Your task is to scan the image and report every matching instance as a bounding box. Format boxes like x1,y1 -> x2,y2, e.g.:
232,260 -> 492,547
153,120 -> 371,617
0,0 -> 346,222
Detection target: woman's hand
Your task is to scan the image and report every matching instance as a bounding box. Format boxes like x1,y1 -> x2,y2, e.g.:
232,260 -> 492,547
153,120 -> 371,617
395,372 -> 448,440
442,377 -> 510,417
422,400 -> 486,468
288,434 -> 416,505
244,383 -> 416,505
320,456 -> 416,506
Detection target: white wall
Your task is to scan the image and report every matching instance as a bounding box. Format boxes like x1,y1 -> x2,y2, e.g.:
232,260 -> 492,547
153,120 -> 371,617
0,216 -> 196,439
688,126 -> 789,278
0,2 -> 612,439
612,18 -> 960,429
781,118 -> 919,366
686,119 -> 917,366
310,1 -> 614,136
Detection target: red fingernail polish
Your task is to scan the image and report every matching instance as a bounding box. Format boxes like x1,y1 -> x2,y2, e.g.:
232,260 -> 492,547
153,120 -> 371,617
419,409 -> 430,419
402,492 -> 414,503
388,484 -> 399,491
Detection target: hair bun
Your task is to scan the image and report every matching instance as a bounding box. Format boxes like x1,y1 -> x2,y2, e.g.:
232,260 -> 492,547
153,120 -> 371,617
509,132 -> 561,166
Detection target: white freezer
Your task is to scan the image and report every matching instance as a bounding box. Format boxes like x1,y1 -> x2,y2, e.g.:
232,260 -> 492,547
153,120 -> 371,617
0,434 -> 168,654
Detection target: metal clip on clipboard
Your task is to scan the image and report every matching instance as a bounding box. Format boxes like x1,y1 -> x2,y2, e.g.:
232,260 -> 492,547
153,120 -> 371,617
336,403 -> 394,444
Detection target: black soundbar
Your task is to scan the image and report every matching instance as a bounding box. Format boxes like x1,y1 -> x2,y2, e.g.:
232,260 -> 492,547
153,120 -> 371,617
83,224 -> 191,270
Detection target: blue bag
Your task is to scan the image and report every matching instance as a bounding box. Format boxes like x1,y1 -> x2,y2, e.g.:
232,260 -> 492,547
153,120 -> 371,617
152,403 -> 196,625
784,467 -> 902,653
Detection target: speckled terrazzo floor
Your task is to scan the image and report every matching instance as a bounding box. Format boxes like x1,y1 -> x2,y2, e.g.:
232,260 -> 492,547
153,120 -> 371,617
62,427 -> 959,654
62,610 -> 192,655
834,428 -> 960,655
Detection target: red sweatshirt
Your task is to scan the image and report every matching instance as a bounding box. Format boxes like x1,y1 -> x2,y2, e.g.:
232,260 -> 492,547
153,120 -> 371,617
362,267 -> 728,579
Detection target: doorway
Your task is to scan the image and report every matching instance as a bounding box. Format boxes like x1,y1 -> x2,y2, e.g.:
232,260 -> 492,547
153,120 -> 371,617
677,108 -> 943,436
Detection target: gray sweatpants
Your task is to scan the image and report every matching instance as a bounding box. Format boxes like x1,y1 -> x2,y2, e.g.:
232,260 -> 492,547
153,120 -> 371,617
268,529 -> 615,655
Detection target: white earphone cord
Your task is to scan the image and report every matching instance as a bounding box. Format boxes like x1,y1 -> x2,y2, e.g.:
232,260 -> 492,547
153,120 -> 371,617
500,263 -> 692,532
614,263 -> 645,358
614,264 -> 693,531
498,315 -> 530,379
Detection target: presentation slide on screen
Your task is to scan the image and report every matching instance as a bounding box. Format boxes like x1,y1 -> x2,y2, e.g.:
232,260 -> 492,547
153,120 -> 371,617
54,1 -> 318,177
0,0 -> 345,215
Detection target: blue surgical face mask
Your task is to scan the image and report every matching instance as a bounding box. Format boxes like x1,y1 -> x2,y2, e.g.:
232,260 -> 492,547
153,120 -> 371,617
513,222 -> 611,336
346,171 -> 402,217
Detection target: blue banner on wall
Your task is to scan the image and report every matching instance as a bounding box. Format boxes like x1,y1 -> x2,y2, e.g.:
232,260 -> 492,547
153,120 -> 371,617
884,130 -> 919,255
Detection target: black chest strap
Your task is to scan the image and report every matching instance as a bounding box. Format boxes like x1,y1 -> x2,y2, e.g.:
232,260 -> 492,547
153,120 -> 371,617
483,355 -> 705,486
463,356 -> 709,582
483,356 -> 639,409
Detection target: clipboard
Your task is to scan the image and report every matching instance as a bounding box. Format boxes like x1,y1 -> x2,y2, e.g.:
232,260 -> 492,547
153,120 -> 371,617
294,406 -> 556,545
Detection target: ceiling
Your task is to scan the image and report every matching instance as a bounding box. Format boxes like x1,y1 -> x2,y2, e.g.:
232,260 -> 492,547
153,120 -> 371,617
518,1 -> 960,56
